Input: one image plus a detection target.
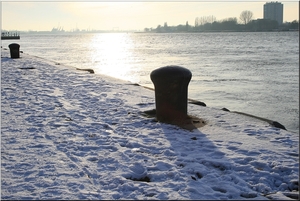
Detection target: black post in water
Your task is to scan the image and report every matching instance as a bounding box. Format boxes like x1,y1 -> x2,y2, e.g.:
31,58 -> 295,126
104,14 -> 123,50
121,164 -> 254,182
8,43 -> 20,59
150,65 -> 192,124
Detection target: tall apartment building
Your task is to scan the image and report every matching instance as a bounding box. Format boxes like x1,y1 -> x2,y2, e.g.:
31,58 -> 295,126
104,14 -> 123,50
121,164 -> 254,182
264,1 -> 283,25
263,1 -> 284,25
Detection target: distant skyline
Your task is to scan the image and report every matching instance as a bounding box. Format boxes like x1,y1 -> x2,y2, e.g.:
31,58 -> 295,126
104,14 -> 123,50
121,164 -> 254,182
1,1 -> 299,31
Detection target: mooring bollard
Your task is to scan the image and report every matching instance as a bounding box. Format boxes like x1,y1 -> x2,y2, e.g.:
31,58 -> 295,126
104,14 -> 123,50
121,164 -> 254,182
8,43 -> 20,59
150,65 -> 192,124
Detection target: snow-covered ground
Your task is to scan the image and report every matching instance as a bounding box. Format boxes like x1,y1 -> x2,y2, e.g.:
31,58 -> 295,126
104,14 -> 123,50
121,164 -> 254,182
1,49 -> 298,200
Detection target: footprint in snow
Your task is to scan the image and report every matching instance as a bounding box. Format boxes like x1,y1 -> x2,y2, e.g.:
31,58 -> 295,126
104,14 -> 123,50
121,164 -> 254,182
124,162 -> 149,182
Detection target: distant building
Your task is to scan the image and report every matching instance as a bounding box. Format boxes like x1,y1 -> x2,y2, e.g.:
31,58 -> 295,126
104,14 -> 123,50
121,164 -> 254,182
263,1 -> 284,25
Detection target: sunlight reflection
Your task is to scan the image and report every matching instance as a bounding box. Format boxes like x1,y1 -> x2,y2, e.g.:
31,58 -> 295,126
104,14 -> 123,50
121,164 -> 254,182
89,33 -> 140,83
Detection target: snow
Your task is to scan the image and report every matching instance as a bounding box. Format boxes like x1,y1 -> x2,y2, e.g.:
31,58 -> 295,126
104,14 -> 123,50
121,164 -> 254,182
1,49 -> 299,200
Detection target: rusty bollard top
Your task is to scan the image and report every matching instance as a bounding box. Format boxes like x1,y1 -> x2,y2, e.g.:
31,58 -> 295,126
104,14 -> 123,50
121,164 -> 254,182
8,43 -> 20,49
150,65 -> 192,124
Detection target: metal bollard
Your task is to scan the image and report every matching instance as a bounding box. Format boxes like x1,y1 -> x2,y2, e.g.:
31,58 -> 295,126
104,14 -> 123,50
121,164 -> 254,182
150,65 -> 192,124
8,43 -> 20,59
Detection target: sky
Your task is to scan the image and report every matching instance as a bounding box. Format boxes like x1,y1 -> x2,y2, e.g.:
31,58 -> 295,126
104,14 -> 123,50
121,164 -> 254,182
1,1 -> 299,31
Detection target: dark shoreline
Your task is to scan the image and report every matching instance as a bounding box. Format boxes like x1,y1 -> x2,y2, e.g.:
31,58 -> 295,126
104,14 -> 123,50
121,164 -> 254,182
135,29 -> 299,34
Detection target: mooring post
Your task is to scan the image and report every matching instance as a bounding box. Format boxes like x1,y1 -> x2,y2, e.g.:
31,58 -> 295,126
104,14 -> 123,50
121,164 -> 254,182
150,65 -> 192,124
8,43 -> 20,59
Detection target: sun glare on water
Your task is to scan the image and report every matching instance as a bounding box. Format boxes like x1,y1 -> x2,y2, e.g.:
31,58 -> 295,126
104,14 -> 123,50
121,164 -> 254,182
89,33 -> 139,83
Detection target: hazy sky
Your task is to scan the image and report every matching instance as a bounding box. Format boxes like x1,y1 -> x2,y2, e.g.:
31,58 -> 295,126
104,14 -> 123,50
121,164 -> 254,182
1,1 -> 299,31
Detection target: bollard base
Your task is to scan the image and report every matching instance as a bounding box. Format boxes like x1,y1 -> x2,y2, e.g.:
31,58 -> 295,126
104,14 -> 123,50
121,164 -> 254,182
142,109 -> 206,131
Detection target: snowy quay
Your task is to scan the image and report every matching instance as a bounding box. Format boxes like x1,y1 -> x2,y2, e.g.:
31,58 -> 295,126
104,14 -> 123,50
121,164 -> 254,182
1,49 -> 299,200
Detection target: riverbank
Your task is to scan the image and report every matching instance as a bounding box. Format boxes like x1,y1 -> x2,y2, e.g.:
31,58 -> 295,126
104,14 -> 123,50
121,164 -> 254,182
1,49 -> 298,200
2,32 -> 298,133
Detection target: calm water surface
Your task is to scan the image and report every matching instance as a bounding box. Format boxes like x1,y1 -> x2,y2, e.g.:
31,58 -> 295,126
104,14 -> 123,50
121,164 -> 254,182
1,32 -> 299,133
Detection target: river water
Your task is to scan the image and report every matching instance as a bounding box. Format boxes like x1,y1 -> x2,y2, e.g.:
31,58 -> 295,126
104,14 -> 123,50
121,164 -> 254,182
1,32 -> 299,133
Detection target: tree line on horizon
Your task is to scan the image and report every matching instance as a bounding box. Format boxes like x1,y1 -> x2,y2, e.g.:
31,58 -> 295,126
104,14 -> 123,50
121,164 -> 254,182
144,10 -> 299,33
